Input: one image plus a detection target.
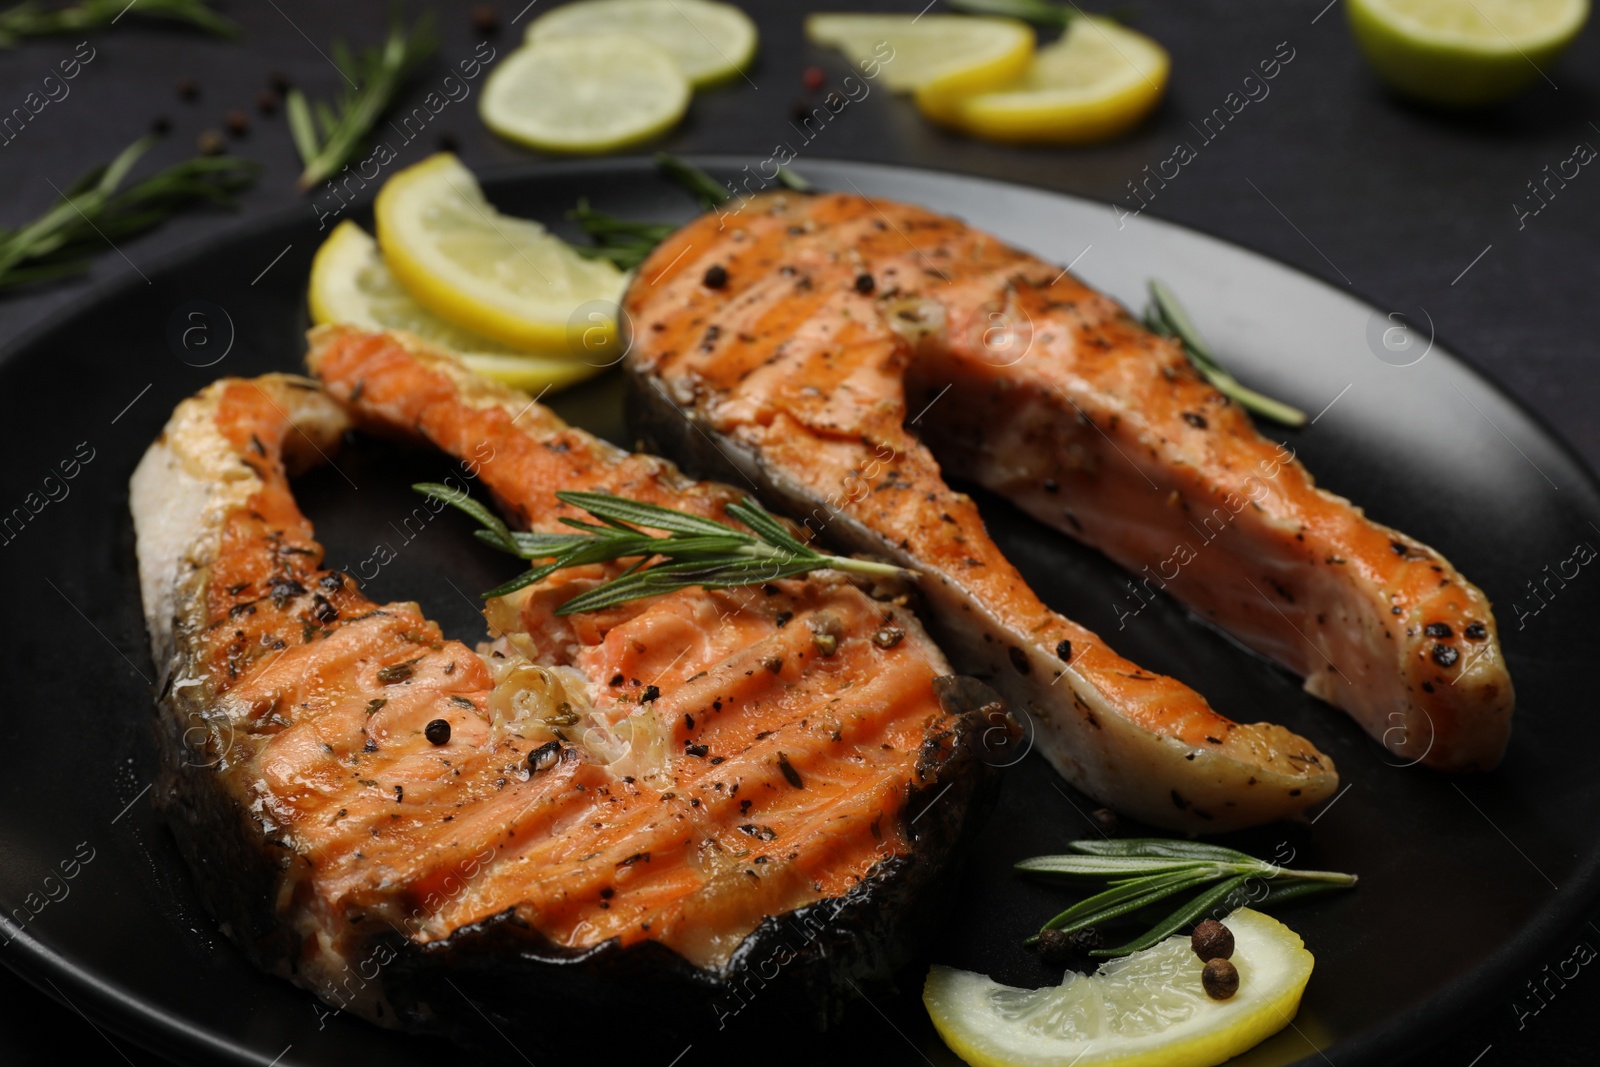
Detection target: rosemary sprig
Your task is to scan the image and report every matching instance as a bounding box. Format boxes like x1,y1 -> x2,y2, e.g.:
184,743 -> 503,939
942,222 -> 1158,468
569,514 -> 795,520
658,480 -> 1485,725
0,134 -> 256,290
414,484 -> 912,610
285,12 -> 436,192
1020,837 -> 1356,957
656,151 -> 732,209
1144,279 -> 1308,427
570,154 -> 809,268
567,199 -> 675,270
0,0 -> 235,46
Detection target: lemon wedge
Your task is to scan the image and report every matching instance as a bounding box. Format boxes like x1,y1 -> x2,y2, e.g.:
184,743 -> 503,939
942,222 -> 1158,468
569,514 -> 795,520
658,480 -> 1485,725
923,908 -> 1314,1067
1347,0 -> 1588,105
374,153 -> 626,353
804,14 -> 1035,122
527,0 -> 758,88
307,220 -> 607,394
480,33 -> 691,153
947,16 -> 1169,144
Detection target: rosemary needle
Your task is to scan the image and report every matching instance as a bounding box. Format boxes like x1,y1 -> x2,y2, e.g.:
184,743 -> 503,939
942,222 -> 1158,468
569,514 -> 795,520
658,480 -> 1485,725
1019,837 -> 1355,957
414,483 -> 912,611
286,13 -> 436,192
1144,279 -> 1309,427
0,0 -> 235,46
0,134 -> 256,290
570,155 -> 808,269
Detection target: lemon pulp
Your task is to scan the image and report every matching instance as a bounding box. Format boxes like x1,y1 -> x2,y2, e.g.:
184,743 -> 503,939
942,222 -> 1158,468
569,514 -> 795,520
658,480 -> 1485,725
923,908 -> 1315,1067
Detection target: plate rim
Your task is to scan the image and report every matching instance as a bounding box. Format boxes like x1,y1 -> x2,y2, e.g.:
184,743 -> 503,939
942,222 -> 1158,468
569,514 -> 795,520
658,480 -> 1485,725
2,153 -> 1596,1067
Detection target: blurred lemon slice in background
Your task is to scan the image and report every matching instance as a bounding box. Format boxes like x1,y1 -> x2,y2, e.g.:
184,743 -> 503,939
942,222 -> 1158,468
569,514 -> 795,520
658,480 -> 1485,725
947,16 -> 1168,143
309,220 -> 607,394
527,0 -> 758,87
804,13 -> 1035,122
1347,0 -> 1589,106
375,153 -> 625,352
480,33 -> 691,153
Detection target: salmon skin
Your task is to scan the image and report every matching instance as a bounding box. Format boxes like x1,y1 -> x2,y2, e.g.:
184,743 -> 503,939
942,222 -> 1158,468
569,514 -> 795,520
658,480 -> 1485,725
624,190 -> 1505,828
130,334 -> 998,1045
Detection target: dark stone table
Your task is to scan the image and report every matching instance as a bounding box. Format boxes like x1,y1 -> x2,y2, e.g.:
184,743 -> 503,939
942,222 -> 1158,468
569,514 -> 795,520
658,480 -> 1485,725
1,1 -> 1594,1063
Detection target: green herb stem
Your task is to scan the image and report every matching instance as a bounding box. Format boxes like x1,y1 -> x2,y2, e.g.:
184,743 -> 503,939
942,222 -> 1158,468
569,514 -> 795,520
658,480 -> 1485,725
414,484 -> 913,612
1019,837 -> 1356,956
286,13 -> 436,192
0,0 -> 235,45
1144,279 -> 1308,427
0,134 -> 256,290
655,152 -> 731,208
567,198 -> 675,270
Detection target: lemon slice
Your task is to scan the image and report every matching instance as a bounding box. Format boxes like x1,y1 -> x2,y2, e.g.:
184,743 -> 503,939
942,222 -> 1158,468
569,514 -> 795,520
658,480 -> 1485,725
804,14 -> 1034,121
923,909 -> 1314,1067
374,153 -> 626,353
946,17 -> 1169,144
527,0 -> 758,88
480,33 -> 691,153
1347,0 -> 1589,106
307,220 -> 607,394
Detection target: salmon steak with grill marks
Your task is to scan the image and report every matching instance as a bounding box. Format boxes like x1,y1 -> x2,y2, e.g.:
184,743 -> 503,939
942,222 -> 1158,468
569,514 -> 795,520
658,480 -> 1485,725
129,327 -> 998,1044
623,190 -> 1515,830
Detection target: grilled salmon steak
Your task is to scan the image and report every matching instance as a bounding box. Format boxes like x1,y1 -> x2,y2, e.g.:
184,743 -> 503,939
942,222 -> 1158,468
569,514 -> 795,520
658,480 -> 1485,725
625,190 -> 1513,823
130,334 -> 996,1042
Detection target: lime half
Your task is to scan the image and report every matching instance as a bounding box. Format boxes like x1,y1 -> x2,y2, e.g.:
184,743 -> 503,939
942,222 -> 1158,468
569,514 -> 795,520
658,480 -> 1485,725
1347,0 -> 1589,106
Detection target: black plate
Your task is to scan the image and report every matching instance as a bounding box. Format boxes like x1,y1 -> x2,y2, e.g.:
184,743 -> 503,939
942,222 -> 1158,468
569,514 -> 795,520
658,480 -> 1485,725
2,158 -> 1596,1067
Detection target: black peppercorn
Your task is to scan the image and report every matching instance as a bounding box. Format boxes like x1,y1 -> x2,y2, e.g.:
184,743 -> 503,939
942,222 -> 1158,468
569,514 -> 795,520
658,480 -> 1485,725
437,130 -> 459,152
226,109 -> 250,137
1464,622 -> 1487,640
641,684 -> 661,703
854,272 -> 875,295
472,4 -> 500,34
1432,644 -> 1460,668
425,719 -> 451,746
1090,807 -> 1118,835
150,115 -> 172,135
1034,928 -> 1075,965
1423,621 -> 1453,638
1202,958 -> 1239,1000
269,70 -> 292,94
177,77 -> 200,101
703,264 -> 728,289
256,90 -> 279,115
197,130 -> 226,156
1191,919 -> 1234,961
529,740 -> 562,773
1069,926 -> 1102,951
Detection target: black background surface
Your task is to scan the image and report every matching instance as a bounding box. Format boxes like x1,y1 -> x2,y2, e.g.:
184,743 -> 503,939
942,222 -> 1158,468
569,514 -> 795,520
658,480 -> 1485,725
0,2 -> 1596,1064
